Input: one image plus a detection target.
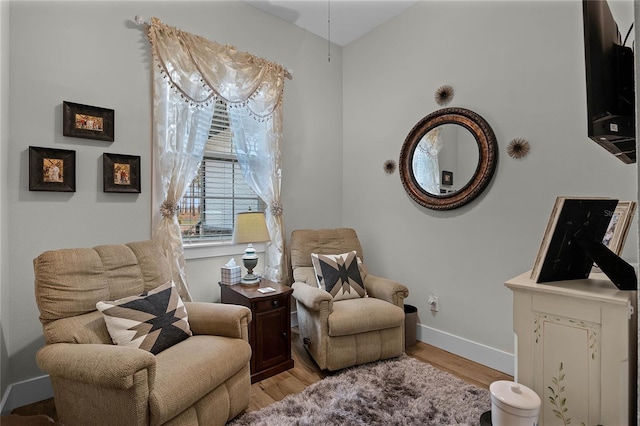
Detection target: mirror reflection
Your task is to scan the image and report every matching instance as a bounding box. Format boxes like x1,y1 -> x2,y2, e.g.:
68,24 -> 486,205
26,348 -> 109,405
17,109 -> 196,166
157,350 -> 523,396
411,124 -> 479,195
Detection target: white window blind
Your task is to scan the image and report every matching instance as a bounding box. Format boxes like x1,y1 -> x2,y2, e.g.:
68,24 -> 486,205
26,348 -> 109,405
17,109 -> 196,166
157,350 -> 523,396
179,100 -> 264,243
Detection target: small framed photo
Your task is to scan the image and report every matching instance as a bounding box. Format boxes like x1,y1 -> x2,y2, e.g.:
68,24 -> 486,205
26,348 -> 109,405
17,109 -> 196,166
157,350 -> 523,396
603,201 -> 637,255
103,153 -> 141,193
63,101 -> 114,142
29,146 -> 76,192
441,170 -> 453,186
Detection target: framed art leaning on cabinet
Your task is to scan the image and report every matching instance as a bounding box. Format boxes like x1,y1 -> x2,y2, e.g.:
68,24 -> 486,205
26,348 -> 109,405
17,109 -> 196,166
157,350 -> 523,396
602,200 -> 636,255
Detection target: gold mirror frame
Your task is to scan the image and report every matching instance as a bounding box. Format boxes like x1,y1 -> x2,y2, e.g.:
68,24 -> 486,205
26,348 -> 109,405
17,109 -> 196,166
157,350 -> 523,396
399,107 -> 498,210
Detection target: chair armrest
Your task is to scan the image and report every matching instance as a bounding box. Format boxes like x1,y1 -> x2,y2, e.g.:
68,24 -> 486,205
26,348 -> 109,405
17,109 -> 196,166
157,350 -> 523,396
292,282 -> 333,312
36,343 -> 156,390
185,302 -> 251,341
364,274 -> 409,307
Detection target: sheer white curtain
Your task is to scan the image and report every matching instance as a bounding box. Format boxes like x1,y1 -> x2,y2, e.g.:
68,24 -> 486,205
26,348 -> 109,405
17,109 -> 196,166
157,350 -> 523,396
147,18 -> 291,296
228,106 -> 289,283
152,70 -> 214,301
414,128 -> 442,194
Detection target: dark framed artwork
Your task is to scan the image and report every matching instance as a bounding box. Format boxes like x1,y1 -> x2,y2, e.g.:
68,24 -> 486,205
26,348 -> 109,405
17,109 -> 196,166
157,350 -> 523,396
441,170 -> 453,186
29,146 -> 76,192
63,101 -> 115,142
103,153 -> 141,193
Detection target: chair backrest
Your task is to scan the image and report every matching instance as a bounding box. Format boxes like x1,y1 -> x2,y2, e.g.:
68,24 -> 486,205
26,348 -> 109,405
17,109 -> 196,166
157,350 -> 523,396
34,240 -> 172,345
290,228 -> 365,270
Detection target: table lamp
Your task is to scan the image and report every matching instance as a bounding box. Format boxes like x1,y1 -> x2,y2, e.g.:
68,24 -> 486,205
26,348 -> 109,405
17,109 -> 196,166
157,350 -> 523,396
232,211 -> 271,285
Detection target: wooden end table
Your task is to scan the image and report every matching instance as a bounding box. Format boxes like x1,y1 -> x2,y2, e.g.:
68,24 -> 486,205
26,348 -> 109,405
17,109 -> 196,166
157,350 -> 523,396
219,279 -> 294,383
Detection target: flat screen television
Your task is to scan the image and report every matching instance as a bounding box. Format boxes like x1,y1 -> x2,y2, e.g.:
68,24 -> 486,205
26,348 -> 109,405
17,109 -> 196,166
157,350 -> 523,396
531,197 -> 636,290
583,0 -> 635,163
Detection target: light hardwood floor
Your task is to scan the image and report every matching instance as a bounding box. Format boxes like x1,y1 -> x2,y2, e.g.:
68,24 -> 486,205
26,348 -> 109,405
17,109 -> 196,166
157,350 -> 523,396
9,327 -> 513,419
247,327 -> 512,412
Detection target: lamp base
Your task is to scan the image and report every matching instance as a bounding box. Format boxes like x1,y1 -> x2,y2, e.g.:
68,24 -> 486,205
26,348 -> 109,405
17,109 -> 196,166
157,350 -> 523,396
241,243 -> 261,286
240,274 -> 261,286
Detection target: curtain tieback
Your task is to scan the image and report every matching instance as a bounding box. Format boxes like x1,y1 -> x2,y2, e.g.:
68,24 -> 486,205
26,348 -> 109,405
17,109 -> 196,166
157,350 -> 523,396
160,200 -> 178,218
270,202 -> 283,217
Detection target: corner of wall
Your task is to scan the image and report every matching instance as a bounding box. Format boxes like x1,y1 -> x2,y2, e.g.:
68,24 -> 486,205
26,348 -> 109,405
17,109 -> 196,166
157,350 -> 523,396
0,0 -> 10,402
0,376 -> 53,416
634,2 -> 640,424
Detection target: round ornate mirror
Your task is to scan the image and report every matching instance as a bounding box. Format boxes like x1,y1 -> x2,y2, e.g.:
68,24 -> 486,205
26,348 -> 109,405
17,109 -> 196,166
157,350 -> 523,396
399,107 -> 498,210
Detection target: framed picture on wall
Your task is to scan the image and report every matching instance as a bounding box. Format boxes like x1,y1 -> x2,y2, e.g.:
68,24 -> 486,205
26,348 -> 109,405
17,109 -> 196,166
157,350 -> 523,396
63,101 -> 115,142
441,170 -> 453,186
29,146 -> 76,192
103,153 -> 141,193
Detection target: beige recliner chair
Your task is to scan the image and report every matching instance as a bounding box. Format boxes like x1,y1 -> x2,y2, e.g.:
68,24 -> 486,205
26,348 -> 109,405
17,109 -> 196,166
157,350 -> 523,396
33,241 -> 252,426
290,228 -> 409,371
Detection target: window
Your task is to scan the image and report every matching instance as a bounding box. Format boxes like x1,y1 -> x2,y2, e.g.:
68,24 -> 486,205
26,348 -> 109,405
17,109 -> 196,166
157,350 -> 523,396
179,100 -> 264,243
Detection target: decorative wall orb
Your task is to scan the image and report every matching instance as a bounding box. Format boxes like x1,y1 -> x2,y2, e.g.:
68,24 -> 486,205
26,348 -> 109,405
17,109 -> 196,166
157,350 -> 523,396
507,138 -> 531,159
383,159 -> 396,174
434,85 -> 454,106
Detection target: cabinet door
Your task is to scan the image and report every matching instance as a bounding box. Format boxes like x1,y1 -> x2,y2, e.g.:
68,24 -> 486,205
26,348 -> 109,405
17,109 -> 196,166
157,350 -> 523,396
533,313 -> 600,425
254,305 -> 289,372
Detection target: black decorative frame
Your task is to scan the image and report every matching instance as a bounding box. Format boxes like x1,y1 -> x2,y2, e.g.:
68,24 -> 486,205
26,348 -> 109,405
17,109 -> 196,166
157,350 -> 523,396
29,146 -> 76,192
103,153 -> 141,193
63,101 -> 114,142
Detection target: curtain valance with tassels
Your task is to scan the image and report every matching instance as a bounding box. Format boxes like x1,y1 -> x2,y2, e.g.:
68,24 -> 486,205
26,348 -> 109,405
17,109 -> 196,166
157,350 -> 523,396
148,17 -> 289,119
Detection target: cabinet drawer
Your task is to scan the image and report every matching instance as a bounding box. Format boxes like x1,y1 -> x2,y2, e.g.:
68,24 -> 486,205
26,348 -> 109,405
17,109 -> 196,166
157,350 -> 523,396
255,297 -> 286,313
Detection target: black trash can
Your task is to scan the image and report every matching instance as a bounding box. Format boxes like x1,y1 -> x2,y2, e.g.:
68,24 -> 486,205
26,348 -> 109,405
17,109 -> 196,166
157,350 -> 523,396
404,304 -> 417,348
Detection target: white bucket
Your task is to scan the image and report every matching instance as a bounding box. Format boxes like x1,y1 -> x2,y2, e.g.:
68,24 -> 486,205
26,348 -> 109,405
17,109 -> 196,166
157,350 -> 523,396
490,381 -> 541,426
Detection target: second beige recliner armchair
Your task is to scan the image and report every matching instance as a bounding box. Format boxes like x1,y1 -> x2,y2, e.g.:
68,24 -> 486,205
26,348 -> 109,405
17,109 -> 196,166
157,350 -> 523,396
290,228 -> 409,371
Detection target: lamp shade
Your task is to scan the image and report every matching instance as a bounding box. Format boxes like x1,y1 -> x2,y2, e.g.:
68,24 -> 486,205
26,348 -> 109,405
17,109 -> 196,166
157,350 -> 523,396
232,212 -> 270,244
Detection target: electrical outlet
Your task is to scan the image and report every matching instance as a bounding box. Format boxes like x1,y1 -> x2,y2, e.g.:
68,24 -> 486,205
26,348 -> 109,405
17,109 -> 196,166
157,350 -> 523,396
428,294 -> 439,312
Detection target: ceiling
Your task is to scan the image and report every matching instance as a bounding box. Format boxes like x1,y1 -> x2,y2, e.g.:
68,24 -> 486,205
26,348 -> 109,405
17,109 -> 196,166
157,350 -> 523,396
244,1 -> 418,46
245,1 -> 634,49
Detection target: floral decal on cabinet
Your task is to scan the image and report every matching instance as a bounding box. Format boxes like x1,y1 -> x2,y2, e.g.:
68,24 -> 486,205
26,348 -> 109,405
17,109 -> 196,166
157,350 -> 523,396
533,313 -> 598,359
548,362 -> 586,426
535,313 -> 598,425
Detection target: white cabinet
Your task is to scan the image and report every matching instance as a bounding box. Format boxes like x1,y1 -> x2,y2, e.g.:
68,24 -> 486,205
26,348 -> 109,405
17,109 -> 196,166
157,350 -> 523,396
505,271 -> 637,426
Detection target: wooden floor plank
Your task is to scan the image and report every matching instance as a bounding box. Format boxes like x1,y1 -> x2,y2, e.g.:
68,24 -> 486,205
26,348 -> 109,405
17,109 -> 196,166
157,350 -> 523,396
405,341 -> 512,389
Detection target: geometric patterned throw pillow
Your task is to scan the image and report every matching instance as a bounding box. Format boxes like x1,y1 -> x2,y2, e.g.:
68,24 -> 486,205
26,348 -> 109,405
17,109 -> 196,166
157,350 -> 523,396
311,251 -> 366,301
96,281 -> 192,355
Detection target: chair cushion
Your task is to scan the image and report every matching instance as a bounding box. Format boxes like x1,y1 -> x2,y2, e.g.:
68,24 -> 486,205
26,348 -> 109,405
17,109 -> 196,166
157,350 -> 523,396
96,281 -> 192,355
291,228 -> 364,269
328,297 -> 405,337
311,251 -> 366,301
42,311 -> 114,345
149,335 -> 251,425
34,241 -> 173,328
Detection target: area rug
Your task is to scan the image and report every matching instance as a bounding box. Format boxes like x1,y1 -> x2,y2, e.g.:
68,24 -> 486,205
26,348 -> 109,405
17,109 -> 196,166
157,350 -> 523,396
229,355 -> 491,426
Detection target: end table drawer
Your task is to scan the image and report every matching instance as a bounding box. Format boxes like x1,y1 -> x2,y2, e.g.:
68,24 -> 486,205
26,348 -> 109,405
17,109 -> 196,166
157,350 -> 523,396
255,297 -> 286,312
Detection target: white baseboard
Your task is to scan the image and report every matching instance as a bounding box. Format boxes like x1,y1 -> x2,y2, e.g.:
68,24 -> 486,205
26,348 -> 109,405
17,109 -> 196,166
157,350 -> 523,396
0,374 -> 53,416
417,323 -> 515,376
